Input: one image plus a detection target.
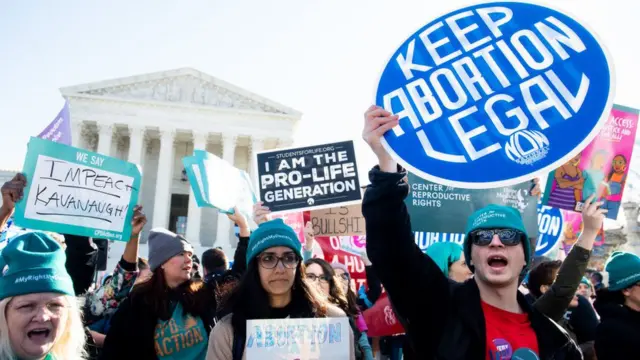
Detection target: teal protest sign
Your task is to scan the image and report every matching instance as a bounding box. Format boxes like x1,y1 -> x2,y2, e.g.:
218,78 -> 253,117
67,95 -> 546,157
14,137 -> 141,241
406,173 -> 539,238
182,150 -> 257,219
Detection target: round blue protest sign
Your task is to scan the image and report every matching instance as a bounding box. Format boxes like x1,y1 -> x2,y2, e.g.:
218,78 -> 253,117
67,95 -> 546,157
376,1 -> 615,189
535,203 -> 563,256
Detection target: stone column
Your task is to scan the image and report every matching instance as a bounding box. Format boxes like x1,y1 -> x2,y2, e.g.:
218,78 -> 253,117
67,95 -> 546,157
248,136 -> 266,189
96,123 -> 114,156
71,121 -> 84,148
152,128 -> 176,229
186,132 -> 208,244
215,133 -> 238,251
127,126 -> 145,166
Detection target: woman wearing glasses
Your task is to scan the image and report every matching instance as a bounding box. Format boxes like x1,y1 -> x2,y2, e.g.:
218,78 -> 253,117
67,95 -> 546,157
206,219 -> 354,360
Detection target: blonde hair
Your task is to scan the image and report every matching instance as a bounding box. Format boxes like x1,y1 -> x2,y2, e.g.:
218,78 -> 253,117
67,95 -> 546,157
0,295 -> 87,359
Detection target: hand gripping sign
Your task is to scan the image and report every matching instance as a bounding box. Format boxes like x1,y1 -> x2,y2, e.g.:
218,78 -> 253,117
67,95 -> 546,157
376,1 -> 614,189
14,137 -> 141,241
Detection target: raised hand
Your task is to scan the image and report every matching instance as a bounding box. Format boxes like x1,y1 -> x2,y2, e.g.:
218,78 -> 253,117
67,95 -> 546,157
303,221 -> 314,251
530,178 -> 542,197
1,173 -> 27,212
130,205 -> 147,238
253,201 -> 271,225
227,206 -> 250,236
362,105 -> 399,163
581,195 -> 607,234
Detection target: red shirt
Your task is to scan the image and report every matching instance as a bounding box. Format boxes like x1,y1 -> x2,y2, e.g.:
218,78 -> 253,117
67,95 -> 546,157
482,301 -> 540,360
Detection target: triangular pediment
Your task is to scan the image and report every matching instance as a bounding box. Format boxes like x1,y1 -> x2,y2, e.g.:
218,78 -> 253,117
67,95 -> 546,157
60,68 -> 301,116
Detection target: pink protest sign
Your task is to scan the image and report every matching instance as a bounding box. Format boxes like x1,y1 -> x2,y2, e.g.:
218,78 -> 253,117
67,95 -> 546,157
560,210 -> 605,255
268,211 -> 305,243
543,105 -> 640,220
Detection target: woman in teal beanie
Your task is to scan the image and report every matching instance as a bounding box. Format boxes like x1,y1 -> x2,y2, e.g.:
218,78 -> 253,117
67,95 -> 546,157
0,231 -> 87,360
594,251 -> 640,360
206,218 -> 355,360
424,242 -> 472,283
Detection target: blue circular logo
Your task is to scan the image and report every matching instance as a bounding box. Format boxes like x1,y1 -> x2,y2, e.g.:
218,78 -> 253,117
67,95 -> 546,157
535,203 -> 563,256
376,1 -> 614,189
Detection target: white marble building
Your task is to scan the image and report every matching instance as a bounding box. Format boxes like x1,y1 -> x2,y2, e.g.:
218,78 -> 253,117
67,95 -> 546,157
62,68 -> 301,252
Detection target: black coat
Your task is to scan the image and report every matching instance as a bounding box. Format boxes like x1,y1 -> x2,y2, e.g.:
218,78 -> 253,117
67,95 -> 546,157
362,165 -> 582,360
594,290 -> 640,360
100,286 -> 216,360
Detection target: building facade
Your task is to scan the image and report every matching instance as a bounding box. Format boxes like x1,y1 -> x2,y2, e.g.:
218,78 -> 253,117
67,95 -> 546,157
61,68 -> 301,252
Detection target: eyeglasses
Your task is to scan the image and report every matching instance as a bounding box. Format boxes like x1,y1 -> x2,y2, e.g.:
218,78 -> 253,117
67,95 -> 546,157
258,253 -> 299,269
338,273 -> 350,281
12,302 -> 68,317
306,274 -> 329,283
471,229 -> 523,246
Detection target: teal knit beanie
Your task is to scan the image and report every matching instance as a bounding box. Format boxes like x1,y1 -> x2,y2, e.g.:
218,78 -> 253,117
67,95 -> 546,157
463,204 -> 530,268
0,231 -> 75,300
605,251 -> 640,291
425,242 -> 464,278
246,219 -> 302,265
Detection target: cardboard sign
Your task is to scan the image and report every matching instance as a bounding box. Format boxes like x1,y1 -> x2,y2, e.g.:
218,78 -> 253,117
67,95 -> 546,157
14,137 -> 141,241
256,141 -> 361,213
543,104 -> 639,220
376,2 -> 614,189
182,150 -> 257,220
535,203 -> 564,256
310,204 -> 365,236
406,173 -> 539,238
245,317 -> 350,360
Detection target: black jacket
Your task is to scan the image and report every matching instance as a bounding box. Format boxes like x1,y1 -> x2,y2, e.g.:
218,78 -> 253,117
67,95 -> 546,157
100,235 -> 249,359
100,285 -> 216,360
362,166 -> 582,360
594,289 -> 640,360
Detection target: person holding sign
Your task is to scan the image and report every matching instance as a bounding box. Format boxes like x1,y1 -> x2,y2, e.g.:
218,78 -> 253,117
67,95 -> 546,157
101,228 -> 215,359
360,106 -> 605,359
207,218 -> 355,360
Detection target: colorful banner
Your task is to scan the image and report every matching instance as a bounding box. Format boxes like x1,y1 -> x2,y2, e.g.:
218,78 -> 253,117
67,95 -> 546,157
255,141 -> 361,213
14,137 -> 141,241
182,150 -> 257,220
376,2 -> 614,189
310,204 -> 365,236
561,211 -> 605,255
543,105 -> 640,220
406,173 -> 539,238
310,236 -> 368,291
38,102 -> 71,145
269,211 -> 305,243
245,318 -> 350,359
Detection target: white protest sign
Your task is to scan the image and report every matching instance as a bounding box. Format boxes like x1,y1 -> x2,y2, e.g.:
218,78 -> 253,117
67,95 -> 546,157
245,317 -> 350,360
14,137 -> 141,241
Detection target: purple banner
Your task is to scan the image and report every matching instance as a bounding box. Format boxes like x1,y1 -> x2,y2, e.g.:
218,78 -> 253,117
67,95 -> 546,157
38,102 -> 71,145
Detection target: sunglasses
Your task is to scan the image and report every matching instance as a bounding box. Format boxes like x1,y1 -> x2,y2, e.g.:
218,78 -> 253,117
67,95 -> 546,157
258,253 -> 299,269
471,229 -> 523,247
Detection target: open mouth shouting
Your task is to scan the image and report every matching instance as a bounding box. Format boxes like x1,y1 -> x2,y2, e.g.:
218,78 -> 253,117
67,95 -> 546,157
27,327 -> 52,344
487,255 -> 509,271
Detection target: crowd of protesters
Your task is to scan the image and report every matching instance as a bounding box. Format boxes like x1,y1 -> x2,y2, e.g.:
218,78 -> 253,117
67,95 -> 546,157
0,106 -> 637,359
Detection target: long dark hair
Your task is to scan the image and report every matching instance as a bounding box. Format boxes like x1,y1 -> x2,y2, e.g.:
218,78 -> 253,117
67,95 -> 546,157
130,267 -> 209,319
305,258 -> 358,317
219,258 -> 328,339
